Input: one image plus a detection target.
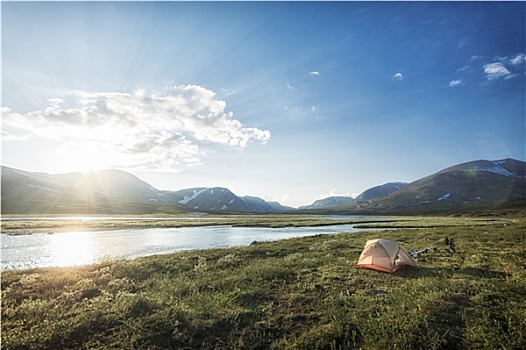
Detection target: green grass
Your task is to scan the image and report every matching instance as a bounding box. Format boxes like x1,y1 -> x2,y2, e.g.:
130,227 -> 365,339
2,215 -> 525,349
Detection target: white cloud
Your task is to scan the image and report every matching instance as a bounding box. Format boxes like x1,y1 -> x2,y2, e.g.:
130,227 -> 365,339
483,62 -> 511,80
392,72 -> 404,81
449,79 -> 463,87
219,88 -> 236,96
456,55 -> 484,73
2,85 -> 271,171
309,71 -> 320,76
510,53 -> 526,65
264,192 -> 290,204
48,98 -> 64,107
315,188 -> 353,200
456,54 -> 524,83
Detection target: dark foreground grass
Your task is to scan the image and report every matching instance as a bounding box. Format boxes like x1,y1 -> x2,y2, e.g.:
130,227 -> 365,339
2,216 -> 525,349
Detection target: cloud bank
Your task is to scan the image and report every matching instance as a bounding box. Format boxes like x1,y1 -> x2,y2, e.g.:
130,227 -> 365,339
2,85 -> 271,171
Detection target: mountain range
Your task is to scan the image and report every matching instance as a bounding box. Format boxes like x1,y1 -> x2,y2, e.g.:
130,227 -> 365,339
1,158 -> 525,215
336,158 -> 526,214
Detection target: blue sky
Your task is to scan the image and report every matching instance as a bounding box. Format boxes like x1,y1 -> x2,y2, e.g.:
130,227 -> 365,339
2,1 -> 525,207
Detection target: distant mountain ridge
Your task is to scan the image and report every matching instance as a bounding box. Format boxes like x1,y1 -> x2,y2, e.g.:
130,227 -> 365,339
1,167 -> 177,214
299,196 -> 354,210
0,167 -> 285,214
353,182 -> 407,203
298,183 -> 408,210
2,158 -> 525,215
161,188 -> 277,213
338,158 -> 526,214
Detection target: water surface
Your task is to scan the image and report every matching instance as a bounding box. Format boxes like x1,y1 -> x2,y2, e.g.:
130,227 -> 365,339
2,223 -> 375,271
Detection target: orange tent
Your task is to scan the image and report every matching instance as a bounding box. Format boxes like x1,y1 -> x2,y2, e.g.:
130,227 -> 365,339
357,238 -> 419,273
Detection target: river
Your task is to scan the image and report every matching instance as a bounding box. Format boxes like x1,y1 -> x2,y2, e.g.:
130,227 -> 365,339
1,220 -> 379,271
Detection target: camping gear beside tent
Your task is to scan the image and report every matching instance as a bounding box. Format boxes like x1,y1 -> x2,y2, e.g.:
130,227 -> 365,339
448,238 -> 457,253
357,238 -> 419,273
411,246 -> 438,257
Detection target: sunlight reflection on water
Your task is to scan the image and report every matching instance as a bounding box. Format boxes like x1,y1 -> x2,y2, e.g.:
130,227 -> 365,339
46,231 -> 99,267
1,223 -> 378,271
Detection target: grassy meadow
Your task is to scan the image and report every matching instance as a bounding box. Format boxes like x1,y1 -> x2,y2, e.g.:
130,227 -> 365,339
2,214 -> 526,349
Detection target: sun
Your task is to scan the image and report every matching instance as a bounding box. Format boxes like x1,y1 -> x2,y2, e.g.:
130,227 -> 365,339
55,145 -> 113,173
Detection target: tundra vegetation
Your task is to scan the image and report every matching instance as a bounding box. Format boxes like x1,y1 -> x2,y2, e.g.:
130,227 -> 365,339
2,213 -> 525,349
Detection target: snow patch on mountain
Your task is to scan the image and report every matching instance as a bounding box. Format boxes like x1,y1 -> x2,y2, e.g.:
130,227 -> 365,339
464,160 -> 523,178
179,188 -> 207,204
472,164 -> 514,177
437,193 -> 450,201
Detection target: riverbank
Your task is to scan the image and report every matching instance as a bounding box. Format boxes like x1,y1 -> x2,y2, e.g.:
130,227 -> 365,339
0,214 -> 374,235
0,214 -> 509,235
2,215 -> 525,349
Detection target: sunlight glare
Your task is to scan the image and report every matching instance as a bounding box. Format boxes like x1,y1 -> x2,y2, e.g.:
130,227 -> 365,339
56,145 -> 111,173
47,232 -> 98,267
